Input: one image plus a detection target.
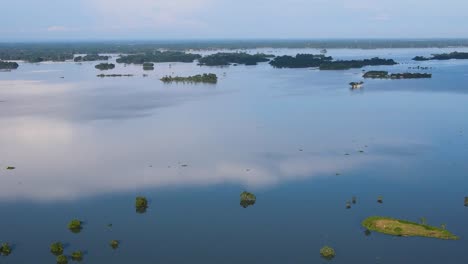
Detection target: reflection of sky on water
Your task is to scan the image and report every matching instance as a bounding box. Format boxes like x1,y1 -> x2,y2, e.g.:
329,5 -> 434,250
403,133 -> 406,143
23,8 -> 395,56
1,48 -> 468,201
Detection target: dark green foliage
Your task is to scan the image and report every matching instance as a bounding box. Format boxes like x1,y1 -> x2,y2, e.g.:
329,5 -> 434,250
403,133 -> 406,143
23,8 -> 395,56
269,54 -> 332,68
68,219 -> 82,233
50,242 -> 64,256
240,191 -> 256,208
412,52 -> 468,61
74,54 -> 110,62
71,251 -> 83,261
465,197 -> 468,207
110,240 -> 119,249
95,63 -> 115,70
116,51 -> 201,64
56,255 -> 68,264
319,57 -> 397,70
198,52 -> 272,66
6,166 -> 15,170
160,73 -> 218,84
135,196 -> 148,213
0,60 -> 19,70
363,71 -> 431,79
0,243 -> 12,256
320,246 -> 336,260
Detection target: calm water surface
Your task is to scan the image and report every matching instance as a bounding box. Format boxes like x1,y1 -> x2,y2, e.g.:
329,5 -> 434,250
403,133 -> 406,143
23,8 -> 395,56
1,48 -> 468,263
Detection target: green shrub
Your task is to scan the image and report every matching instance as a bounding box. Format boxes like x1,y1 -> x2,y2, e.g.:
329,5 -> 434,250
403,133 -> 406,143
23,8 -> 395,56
71,250 -> 83,261
110,240 -> 119,249
0,243 -> 12,256
240,191 -> 256,208
56,255 -> 68,264
135,197 -> 148,213
68,219 -> 82,233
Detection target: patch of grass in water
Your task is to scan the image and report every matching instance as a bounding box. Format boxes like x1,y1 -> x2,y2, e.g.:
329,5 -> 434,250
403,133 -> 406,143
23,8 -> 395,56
50,242 -> 64,256
320,246 -> 336,260
240,191 -> 256,208
135,196 -> 148,213
0,243 -> 12,256
362,216 -> 458,240
110,240 -> 119,249
68,219 -> 82,233
56,255 -> 68,264
71,250 -> 83,261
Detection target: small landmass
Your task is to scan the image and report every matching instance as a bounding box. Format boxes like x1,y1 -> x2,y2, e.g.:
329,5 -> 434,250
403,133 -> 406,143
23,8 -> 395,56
71,251 -> 83,261
240,191 -> 256,208
143,62 -> 154,70
116,51 -> 201,64
0,243 -> 12,256
413,51 -> 468,61
50,242 -> 64,256
110,240 -> 119,249
0,60 -> 19,70
97,74 -> 133,77
160,73 -> 218,84
95,63 -> 115,70
320,246 -> 336,260
74,54 -> 110,62
363,71 -> 431,79
135,196 -> 148,213
319,57 -> 397,70
198,52 -> 273,66
349,81 -> 363,89
269,54 -> 332,68
68,219 -> 83,233
464,197 -> 468,207
362,216 -> 458,240
56,255 -> 68,264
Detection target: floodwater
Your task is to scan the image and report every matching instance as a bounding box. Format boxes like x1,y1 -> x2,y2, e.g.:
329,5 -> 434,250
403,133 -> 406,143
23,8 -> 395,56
1,48 -> 468,263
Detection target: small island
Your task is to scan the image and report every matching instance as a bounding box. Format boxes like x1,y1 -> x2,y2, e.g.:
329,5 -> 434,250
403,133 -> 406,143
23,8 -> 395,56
160,73 -> 218,84
349,81 -> 363,89
413,51 -> 468,61
68,219 -> 83,233
363,71 -> 432,79
97,74 -> 133,78
95,63 -> 115,70
198,52 -> 273,66
50,242 -> 64,256
269,54 -> 332,68
56,255 -> 68,264
464,197 -> 468,207
320,246 -> 336,260
143,62 -> 154,70
71,251 -> 83,261
0,243 -> 12,256
319,57 -> 397,70
240,191 -> 256,208
74,54 -> 110,62
362,216 -> 458,240
0,60 -> 19,70
117,51 -> 201,64
110,240 -> 119,249
135,196 -> 148,213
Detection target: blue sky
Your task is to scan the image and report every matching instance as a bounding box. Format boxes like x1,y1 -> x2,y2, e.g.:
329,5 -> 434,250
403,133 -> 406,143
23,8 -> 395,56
1,0 -> 467,40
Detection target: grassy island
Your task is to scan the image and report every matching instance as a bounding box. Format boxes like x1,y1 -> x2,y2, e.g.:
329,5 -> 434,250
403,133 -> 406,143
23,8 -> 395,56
117,51 -> 201,64
143,62 -> 154,70
363,71 -> 431,79
240,191 -> 256,208
110,240 -> 119,249
362,216 -> 458,240
350,81 -> 363,89
413,51 -> 468,61
161,73 -> 217,84
198,52 -> 273,66
71,251 -> 83,261
269,54 -> 332,68
135,196 -> 148,213
464,197 -> 468,207
50,242 -> 64,256
56,255 -> 68,264
95,63 -> 115,70
0,60 -> 19,70
74,54 -> 110,62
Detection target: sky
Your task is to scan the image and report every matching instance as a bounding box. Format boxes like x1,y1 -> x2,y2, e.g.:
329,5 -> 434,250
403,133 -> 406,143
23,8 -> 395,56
1,0 -> 467,41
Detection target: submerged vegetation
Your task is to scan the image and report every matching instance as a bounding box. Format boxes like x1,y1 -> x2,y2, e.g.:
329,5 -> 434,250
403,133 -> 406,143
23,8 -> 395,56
50,242 -> 64,256
0,243 -> 12,256
74,54 -> 110,62
363,71 -> 431,79
413,51 -> 468,61
116,51 -> 201,64
0,60 -> 19,70
68,219 -> 83,233
95,63 -> 115,70
240,191 -> 256,208
198,52 -> 273,66
320,246 -> 336,260
160,73 -> 218,84
362,216 -> 458,240
135,197 -> 148,213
